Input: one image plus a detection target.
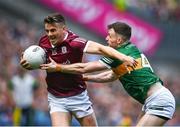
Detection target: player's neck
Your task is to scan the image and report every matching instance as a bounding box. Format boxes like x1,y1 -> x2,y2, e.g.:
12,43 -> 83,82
117,40 -> 129,48
51,32 -> 68,48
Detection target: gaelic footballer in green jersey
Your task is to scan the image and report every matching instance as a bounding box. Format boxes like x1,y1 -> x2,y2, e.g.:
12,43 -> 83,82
100,41 -> 162,104
88,22 -> 175,126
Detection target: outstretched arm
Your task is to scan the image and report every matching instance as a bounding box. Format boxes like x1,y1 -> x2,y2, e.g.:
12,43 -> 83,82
85,41 -> 136,67
83,70 -> 119,83
40,58 -> 107,74
40,41 -> 137,73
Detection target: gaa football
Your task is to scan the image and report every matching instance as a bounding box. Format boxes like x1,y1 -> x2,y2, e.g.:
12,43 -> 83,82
23,45 -> 46,69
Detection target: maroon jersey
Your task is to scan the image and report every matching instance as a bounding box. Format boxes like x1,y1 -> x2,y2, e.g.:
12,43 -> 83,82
39,31 -> 87,97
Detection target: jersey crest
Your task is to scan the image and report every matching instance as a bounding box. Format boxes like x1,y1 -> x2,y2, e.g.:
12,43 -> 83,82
61,46 -> 67,54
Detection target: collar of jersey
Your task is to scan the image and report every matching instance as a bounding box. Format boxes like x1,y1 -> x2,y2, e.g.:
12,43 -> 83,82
63,31 -> 68,41
116,41 -> 130,49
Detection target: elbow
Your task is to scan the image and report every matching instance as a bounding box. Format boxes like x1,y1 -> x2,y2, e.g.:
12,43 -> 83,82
99,46 -> 109,55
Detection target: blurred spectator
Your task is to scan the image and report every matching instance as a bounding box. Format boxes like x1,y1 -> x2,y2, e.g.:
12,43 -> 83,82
112,0 -> 180,22
8,67 -> 39,126
0,75 -> 13,126
32,79 -> 51,126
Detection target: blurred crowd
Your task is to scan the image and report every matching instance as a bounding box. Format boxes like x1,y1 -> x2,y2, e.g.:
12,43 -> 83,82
112,0 -> 180,22
0,17 -> 180,126
0,19 -> 51,126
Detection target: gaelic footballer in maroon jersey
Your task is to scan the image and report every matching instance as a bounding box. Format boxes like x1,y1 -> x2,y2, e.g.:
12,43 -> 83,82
39,31 -> 87,97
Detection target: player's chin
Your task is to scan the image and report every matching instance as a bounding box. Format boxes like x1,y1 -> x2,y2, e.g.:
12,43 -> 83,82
50,40 -> 58,45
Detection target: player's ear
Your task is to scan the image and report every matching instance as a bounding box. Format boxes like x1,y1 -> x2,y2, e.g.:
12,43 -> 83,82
119,37 -> 124,44
117,37 -> 122,45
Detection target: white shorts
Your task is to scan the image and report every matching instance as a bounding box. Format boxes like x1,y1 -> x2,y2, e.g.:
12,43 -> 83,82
48,90 -> 94,118
142,86 -> 175,119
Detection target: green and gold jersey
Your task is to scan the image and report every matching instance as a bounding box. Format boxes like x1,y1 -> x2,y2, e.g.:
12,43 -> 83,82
100,42 -> 162,104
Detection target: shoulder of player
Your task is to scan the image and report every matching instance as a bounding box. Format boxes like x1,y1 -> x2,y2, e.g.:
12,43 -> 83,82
125,42 -> 137,49
72,37 -> 87,43
39,35 -> 48,44
66,30 -> 87,44
124,42 -> 142,58
38,35 -> 50,48
121,42 -> 138,52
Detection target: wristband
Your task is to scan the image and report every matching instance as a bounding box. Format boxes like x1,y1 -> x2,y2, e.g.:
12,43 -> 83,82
56,64 -> 62,72
83,76 -> 89,81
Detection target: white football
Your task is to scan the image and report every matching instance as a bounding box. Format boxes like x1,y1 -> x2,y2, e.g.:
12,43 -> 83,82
23,45 -> 46,69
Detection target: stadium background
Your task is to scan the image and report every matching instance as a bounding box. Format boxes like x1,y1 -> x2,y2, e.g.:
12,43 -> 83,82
0,0 -> 179,126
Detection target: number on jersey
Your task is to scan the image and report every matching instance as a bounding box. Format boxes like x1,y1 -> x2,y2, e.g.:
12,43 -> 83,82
141,54 -> 153,72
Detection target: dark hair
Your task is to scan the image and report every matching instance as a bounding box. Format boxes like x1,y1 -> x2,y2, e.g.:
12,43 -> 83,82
108,22 -> 131,41
44,13 -> 66,25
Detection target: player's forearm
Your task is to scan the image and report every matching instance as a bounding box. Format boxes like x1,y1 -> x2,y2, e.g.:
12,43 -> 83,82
56,63 -> 87,74
100,46 -> 129,61
83,70 -> 118,83
56,61 -> 106,74
86,41 -> 131,62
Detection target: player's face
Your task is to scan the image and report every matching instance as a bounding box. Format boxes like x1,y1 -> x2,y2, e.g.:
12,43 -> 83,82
45,23 -> 66,46
106,28 -> 122,48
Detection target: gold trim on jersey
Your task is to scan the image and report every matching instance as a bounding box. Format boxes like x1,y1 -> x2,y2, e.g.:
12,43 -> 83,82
112,58 -> 143,77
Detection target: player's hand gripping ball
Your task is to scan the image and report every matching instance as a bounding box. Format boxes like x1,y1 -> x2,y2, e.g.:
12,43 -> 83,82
23,45 -> 46,69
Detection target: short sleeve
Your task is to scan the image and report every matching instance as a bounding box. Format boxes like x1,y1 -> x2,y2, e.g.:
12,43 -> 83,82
99,56 -> 123,68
